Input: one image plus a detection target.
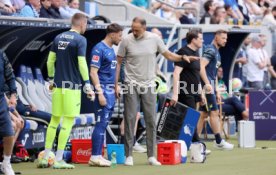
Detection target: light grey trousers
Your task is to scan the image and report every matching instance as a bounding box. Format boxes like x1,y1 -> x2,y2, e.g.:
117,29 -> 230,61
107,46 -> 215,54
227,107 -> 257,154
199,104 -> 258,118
123,83 -> 157,158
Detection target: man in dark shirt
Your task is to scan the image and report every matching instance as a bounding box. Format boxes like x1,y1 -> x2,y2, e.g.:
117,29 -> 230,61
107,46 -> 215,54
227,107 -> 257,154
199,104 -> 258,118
0,50 -> 17,175
200,0 -> 216,24
46,0 -> 62,19
40,0 -> 51,18
171,29 -> 202,142
199,30 -> 234,150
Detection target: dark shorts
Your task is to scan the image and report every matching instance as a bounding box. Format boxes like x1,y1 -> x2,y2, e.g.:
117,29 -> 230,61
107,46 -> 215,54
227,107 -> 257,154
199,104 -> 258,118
0,97 -> 14,137
200,93 -> 218,111
178,94 -> 201,109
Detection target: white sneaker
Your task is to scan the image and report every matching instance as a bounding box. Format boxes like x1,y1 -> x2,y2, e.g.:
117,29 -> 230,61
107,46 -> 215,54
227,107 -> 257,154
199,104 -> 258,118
148,157 -> 161,166
206,149 -> 211,155
88,156 -> 111,167
214,140 -> 234,150
124,156 -> 134,166
1,162 -> 15,175
133,143 -> 147,153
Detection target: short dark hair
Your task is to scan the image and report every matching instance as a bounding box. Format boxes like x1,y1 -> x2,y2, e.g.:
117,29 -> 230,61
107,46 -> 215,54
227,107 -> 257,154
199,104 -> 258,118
186,29 -> 202,44
272,6 -> 276,12
213,6 -> 226,17
215,29 -> 227,35
106,23 -> 123,34
224,4 -> 231,11
132,17 -> 146,26
71,13 -> 87,26
204,0 -> 213,12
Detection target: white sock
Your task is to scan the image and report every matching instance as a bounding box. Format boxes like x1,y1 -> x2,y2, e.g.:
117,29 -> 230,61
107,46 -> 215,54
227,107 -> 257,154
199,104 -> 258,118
91,155 -> 101,160
55,150 -> 64,162
43,148 -> 51,159
3,155 -> 11,164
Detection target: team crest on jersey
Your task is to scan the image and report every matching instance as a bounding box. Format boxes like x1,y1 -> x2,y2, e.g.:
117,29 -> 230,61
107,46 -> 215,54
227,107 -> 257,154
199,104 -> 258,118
111,60 -> 117,69
92,55 -> 100,62
58,41 -> 70,50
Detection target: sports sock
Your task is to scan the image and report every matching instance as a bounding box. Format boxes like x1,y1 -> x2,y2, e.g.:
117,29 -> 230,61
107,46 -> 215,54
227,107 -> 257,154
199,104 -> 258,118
3,155 -> 11,164
57,117 -> 74,150
43,148 -> 51,159
215,133 -> 222,144
55,150 -> 64,162
45,115 -> 60,152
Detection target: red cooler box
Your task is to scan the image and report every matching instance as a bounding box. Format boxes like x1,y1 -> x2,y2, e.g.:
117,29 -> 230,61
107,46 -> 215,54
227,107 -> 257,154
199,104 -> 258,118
157,142 -> 181,165
71,139 -> 104,163
71,139 -> 91,163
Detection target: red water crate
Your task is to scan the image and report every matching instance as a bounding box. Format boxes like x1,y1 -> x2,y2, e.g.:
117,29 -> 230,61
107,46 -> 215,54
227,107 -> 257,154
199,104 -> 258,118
71,139 -> 91,163
157,142 -> 181,165
71,139 -> 104,164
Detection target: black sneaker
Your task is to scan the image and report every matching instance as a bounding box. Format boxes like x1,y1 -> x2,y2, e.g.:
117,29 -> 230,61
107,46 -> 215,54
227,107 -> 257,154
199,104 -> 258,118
11,155 -> 22,163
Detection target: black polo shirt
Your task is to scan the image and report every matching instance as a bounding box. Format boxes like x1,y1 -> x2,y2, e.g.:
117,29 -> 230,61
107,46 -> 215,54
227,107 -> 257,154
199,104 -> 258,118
175,45 -> 201,96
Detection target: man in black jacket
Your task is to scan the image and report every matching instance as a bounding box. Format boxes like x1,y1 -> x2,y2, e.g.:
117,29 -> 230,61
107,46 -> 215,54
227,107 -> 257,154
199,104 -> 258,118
40,0 -> 62,19
0,50 -> 17,175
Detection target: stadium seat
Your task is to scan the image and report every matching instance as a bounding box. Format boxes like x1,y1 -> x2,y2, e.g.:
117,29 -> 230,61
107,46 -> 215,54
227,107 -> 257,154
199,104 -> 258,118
26,67 -> 51,112
15,81 -> 29,106
79,115 -> 88,125
78,114 -> 95,125
16,77 -> 35,107
85,113 -> 95,125
22,120 -> 38,135
33,68 -> 52,101
34,80 -> 52,112
17,65 -> 46,111
32,68 -> 52,112
74,117 -> 82,126
26,120 -> 38,131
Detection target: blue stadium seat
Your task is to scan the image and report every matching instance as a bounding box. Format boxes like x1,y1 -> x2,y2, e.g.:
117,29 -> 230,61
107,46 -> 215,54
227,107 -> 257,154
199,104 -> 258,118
74,117 -> 82,126
34,68 -> 45,84
19,65 -> 28,85
85,113 -> 95,125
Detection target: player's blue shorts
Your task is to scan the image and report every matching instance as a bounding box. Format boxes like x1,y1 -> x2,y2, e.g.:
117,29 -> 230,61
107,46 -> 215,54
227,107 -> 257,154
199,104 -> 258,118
94,85 -> 116,122
0,96 -> 14,137
200,93 -> 218,111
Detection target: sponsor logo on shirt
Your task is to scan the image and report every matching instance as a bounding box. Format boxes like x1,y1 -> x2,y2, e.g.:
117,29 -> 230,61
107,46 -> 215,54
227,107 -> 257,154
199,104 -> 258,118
111,60 -> 117,69
92,55 -> 100,63
58,41 -> 70,50
60,34 -> 74,39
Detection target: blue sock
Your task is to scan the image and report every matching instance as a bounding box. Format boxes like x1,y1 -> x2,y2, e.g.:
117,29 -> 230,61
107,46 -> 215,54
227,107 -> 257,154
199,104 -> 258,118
133,135 -> 136,146
92,121 -> 108,155
215,133 -> 222,144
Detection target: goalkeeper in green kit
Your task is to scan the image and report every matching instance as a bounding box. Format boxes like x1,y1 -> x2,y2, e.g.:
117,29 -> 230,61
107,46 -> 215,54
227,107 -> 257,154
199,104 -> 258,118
37,13 -> 95,169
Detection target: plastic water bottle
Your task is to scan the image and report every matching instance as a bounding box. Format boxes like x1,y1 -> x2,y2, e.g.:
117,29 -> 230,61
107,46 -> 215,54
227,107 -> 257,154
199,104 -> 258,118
111,151 -> 117,168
